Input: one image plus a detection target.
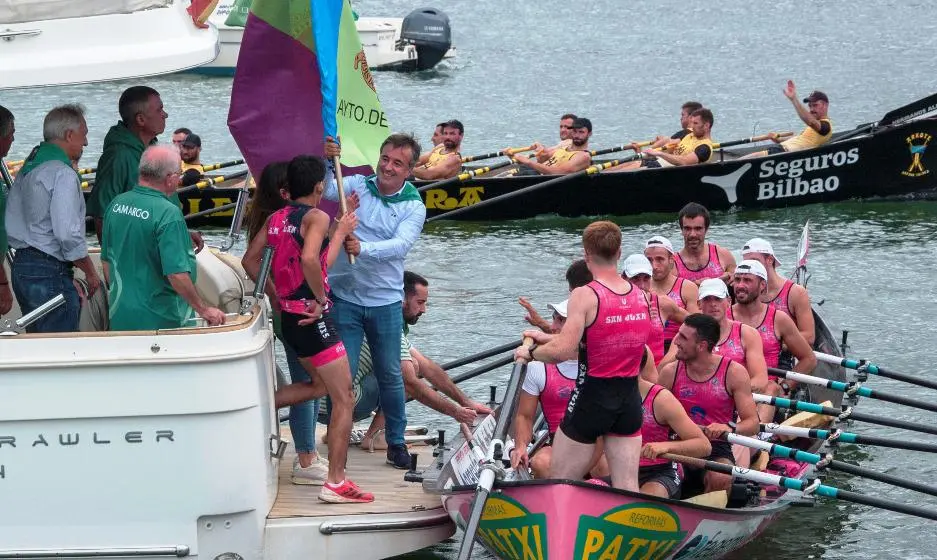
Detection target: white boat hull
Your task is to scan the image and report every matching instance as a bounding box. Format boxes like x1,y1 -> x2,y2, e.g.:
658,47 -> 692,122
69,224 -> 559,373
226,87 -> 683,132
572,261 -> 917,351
0,0 -> 219,90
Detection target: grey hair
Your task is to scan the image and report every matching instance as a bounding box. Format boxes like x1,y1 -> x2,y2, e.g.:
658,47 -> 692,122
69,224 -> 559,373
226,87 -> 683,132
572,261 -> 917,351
42,104 -> 86,141
139,144 -> 180,182
380,133 -> 422,167
0,105 -> 13,138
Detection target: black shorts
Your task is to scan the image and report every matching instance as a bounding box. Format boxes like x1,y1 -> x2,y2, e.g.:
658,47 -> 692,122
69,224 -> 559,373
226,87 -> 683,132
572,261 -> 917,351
280,311 -> 346,365
706,440 -> 735,464
766,144 -> 785,155
560,375 -> 642,444
639,462 -> 682,498
640,158 -> 662,168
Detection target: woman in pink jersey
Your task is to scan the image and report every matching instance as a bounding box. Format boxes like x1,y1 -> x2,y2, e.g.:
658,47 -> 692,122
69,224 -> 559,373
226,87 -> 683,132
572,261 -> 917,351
637,378 -> 710,498
242,156 -> 372,504
517,221 -> 650,491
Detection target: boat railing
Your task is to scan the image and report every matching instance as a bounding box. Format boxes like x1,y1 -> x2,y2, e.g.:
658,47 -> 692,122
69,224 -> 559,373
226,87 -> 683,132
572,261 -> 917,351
0,293 -> 65,335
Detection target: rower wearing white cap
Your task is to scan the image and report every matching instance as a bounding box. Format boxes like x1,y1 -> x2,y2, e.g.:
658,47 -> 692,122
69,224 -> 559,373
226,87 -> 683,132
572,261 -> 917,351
623,253 -> 688,369
645,235 -> 700,352
741,237 -> 815,346
698,279 -> 769,394
729,260 -> 817,395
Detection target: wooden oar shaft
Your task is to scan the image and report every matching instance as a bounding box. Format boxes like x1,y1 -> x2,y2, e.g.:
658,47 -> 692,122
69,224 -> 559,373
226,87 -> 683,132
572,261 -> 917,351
815,351 -> 937,391
588,139 -> 654,157
461,145 -> 533,163
662,453 -> 937,522
177,169 -> 250,194
761,423 -> 937,454
753,393 -> 937,436
425,153 -> 642,222
728,433 -> 937,499
769,367 -> 937,413
441,340 -> 520,371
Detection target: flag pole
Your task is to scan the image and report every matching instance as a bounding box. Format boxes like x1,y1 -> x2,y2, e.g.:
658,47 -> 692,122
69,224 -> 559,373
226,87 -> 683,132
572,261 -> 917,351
332,155 -> 356,265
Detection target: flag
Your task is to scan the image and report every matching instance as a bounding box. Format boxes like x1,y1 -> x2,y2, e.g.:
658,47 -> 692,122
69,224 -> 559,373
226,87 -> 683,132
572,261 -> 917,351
228,0 -> 391,186
223,0 -> 251,27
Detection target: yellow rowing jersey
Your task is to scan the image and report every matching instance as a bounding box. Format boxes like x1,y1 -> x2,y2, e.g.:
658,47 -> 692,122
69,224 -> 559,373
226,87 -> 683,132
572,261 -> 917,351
181,162 -> 204,173
545,146 -> 583,167
782,118 -> 833,151
424,144 -> 459,168
671,134 -> 714,163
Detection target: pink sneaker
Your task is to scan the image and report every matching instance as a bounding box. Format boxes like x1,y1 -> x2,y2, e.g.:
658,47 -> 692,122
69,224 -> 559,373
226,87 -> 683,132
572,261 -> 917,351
586,477 -> 610,487
318,479 -> 375,504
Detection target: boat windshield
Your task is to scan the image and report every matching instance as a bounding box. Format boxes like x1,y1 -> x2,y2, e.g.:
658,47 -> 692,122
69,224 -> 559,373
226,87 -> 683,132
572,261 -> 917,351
0,0 -> 169,24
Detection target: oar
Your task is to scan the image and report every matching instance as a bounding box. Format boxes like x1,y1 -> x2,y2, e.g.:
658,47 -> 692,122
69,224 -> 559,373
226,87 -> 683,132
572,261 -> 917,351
176,170 -> 250,195
753,393 -> 937,436
460,146 -> 533,163
426,153 -> 643,223
588,139 -> 655,157
184,202 -> 238,221
727,433 -> 937,499
451,354 -> 514,385
761,423 -> 937,454
417,159 -> 516,193
457,337 -> 533,560
815,351 -> 937,391
662,453 -> 937,522
769,367 -> 937,414
201,159 -> 246,172
77,166 -> 96,175
712,131 -> 793,149
440,340 -> 521,371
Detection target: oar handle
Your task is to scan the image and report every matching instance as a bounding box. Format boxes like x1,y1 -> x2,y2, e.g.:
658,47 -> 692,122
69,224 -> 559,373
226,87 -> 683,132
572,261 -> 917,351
201,159 -> 246,172
460,145 -> 533,163
589,139 -> 655,157
713,131 -> 794,149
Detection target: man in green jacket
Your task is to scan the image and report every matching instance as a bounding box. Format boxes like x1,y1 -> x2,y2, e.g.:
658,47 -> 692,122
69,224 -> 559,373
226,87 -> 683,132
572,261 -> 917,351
88,86 -> 203,251
0,105 -> 15,316
102,145 -> 225,331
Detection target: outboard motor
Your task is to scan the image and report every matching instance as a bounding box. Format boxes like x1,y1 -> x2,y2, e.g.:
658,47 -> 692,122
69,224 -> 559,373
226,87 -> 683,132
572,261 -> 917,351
400,7 -> 451,70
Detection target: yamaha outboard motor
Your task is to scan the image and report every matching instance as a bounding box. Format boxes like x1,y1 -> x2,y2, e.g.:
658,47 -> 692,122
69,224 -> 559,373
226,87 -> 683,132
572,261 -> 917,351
400,7 -> 451,70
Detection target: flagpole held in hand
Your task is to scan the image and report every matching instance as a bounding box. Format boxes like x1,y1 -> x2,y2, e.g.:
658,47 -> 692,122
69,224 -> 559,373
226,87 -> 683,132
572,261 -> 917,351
332,154 -> 356,265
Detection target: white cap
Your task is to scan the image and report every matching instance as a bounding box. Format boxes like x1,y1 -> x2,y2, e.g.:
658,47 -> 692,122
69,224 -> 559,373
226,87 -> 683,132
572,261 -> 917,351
645,235 -> 675,254
698,278 -> 729,300
623,254 -> 653,278
741,237 -> 782,267
736,259 -> 769,282
547,299 -> 568,318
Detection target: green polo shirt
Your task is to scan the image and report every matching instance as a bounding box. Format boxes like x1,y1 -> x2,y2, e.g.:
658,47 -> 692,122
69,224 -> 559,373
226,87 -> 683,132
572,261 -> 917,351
102,186 -> 197,331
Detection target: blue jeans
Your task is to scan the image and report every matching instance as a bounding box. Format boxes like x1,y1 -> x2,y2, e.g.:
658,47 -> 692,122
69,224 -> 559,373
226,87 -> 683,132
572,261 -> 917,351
11,248 -> 80,333
331,296 -> 406,446
284,342 -> 319,455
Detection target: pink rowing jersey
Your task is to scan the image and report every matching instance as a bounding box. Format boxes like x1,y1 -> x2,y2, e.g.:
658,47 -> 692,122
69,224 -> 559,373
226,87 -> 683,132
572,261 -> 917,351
771,279 -> 795,318
640,384 -> 672,467
581,280 -> 651,379
646,292 -> 666,365
713,320 -> 747,370
541,363 -> 576,435
674,243 -> 725,283
672,356 -> 735,428
662,277 -> 688,341
728,305 -> 782,370
267,204 -> 330,314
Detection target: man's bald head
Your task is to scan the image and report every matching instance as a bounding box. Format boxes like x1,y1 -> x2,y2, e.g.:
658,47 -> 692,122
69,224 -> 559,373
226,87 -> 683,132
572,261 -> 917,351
138,144 -> 181,193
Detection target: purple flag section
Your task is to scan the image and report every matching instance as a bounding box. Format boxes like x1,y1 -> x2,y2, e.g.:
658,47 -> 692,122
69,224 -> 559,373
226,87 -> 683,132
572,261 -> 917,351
227,13 -> 371,215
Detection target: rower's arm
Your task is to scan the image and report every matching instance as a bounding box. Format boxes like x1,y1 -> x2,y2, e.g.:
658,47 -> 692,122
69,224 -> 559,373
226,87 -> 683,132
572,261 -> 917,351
660,295 -> 688,324
681,281 -> 701,314
717,246 -> 737,281
640,346 -> 659,383
530,286 -> 592,363
401,359 -> 464,419
778,312 -> 817,374
657,361 -> 677,391
411,154 -> 461,180
656,389 -> 712,459
658,341 -> 678,370
727,363 -> 759,436
652,148 -> 699,167
789,96 -> 824,132
512,392 -> 539,453
789,285 -> 816,346
410,348 -> 472,406
741,325 -> 769,393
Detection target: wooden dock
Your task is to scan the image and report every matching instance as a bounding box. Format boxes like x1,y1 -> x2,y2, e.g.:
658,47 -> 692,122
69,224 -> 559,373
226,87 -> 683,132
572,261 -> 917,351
269,428 -> 444,518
